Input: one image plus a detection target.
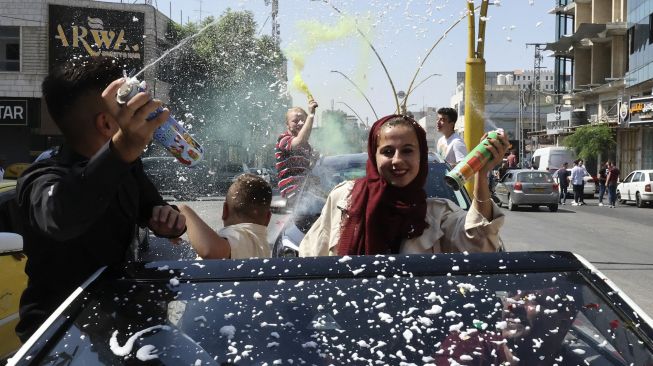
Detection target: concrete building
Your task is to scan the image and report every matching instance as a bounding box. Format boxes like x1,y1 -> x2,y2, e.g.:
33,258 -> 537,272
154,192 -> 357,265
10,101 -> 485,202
545,0 -> 628,167
450,71 -> 554,145
0,0 -> 172,165
619,0 -> 653,173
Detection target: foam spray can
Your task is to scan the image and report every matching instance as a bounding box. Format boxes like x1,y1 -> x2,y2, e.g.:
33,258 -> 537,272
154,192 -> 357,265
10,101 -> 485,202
444,129 -> 504,191
116,77 -> 204,167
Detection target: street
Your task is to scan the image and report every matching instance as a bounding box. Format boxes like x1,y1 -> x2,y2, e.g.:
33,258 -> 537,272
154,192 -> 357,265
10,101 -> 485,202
150,195 -> 653,316
500,196 -> 653,315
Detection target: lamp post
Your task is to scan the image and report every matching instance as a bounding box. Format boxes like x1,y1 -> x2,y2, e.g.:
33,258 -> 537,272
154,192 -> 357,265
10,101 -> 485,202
330,70 -> 379,120
337,101 -> 366,126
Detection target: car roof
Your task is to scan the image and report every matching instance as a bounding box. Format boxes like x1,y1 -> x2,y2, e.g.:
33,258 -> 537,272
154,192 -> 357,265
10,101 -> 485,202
11,251 -> 653,365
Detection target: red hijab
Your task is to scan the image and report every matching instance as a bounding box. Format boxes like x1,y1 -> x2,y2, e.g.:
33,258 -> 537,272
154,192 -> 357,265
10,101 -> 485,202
338,115 -> 429,255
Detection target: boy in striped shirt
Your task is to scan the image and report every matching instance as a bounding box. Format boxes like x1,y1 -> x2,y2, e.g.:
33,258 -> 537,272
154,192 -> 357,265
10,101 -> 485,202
275,99 -> 318,202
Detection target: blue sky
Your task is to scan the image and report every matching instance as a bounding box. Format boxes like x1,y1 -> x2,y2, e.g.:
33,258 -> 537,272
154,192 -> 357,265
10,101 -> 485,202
145,0 -> 555,124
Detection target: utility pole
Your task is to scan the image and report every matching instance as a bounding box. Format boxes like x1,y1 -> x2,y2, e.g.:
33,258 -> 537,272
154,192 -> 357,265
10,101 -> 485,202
527,43 -> 546,150
264,0 -> 280,47
195,0 -> 203,22
464,0 -> 490,195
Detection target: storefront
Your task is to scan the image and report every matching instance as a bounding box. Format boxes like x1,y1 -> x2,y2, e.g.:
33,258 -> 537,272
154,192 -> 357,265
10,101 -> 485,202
0,97 -> 40,163
616,95 -> 653,173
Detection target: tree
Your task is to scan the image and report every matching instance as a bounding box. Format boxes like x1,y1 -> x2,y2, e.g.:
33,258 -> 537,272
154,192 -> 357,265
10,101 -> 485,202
161,10 -> 290,168
562,124 -> 615,161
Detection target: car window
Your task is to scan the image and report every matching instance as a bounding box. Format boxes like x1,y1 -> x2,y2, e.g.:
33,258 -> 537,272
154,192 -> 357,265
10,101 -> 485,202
517,172 -> 553,183
39,268 -> 653,365
623,172 -> 634,183
633,172 -> 643,182
649,173 -> 653,182
501,172 -> 513,182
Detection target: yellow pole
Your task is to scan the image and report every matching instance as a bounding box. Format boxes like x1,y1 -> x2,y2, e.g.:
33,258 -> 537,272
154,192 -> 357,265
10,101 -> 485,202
464,0 -> 489,196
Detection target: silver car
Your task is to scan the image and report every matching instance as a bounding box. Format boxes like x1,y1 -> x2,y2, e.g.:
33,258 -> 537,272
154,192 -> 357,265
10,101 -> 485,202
495,169 -> 559,212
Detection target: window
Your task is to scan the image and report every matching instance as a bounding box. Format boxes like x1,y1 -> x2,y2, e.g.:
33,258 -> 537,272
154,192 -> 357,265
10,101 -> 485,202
633,172 -> 643,182
0,26 -> 20,71
649,14 -> 653,44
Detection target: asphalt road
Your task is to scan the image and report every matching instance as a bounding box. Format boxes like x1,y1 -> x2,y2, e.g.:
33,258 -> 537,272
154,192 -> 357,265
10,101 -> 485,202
499,196 -> 653,315
147,195 -> 653,316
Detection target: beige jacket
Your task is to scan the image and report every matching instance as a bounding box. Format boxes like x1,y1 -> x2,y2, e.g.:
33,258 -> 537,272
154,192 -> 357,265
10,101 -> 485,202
299,181 -> 504,257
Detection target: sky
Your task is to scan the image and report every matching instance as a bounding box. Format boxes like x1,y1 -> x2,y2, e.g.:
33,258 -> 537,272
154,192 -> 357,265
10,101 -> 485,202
133,0 -> 556,124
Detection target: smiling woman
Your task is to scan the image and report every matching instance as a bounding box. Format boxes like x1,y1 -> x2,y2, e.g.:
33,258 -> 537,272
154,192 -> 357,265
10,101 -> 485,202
299,114 -> 506,257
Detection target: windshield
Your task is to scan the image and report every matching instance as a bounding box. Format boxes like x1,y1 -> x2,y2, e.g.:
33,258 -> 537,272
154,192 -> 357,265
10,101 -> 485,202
40,266 -> 653,365
517,172 -> 554,183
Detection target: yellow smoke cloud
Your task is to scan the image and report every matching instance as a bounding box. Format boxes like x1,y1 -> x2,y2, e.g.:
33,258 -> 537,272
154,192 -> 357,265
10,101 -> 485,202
286,16 -> 369,99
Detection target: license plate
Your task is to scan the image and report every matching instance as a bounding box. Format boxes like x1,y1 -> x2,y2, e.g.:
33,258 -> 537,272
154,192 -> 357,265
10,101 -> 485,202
532,188 -> 546,193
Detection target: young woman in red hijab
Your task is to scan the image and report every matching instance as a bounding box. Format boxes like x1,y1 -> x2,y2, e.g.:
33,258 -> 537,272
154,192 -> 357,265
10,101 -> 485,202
299,115 -> 508,256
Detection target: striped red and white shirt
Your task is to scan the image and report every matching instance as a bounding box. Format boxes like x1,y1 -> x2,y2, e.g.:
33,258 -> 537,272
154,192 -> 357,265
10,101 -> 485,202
275,131 -> 312,198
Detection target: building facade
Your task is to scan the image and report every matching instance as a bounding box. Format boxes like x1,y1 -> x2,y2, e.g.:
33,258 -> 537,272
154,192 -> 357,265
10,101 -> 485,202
546,0 -> 629,172
0,0 -> 172,165
620,0 -> 653,173
451,71 -> 554,151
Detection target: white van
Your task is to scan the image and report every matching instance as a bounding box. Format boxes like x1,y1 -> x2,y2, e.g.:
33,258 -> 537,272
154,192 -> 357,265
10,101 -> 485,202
531,146 -> 576,173
532,146 -> 596,197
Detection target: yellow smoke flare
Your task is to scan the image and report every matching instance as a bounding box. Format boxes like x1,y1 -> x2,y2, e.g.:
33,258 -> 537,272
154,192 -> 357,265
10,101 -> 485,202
286,16 -> 369,99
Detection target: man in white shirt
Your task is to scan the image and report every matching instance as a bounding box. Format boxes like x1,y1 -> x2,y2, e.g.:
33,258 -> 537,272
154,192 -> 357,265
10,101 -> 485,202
570,159 -> 589,206
436,107 -> 468,166
179,173 -> 272,259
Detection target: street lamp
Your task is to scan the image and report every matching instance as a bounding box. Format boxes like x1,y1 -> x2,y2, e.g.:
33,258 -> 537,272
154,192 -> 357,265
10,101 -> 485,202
330,70 -> 379,120
337,101 -> 366,126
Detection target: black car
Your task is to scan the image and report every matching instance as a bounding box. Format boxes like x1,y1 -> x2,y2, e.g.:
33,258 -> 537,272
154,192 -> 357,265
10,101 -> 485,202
270,152 -> 471,257
7,252 -> 653,365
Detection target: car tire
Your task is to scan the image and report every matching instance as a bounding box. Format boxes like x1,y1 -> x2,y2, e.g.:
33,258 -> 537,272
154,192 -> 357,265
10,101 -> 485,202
636,192 -> 644,208
548,204 -> 558,212
508,196 -> 517,211
617,191 -> 626,204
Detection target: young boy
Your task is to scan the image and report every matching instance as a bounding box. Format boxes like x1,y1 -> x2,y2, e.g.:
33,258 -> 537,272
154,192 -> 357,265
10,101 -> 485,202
275,99 -> 318,201
179,173 -> 272,259
15,56 -> 186,341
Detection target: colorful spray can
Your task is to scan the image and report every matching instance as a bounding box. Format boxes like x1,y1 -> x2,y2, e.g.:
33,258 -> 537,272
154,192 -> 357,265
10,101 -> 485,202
116,77 -> 204,167
444,129 -> 503,191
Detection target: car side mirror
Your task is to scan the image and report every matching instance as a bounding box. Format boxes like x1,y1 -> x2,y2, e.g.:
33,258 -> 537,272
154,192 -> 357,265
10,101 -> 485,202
0,232 -> 23,253
270,197 -> 291,214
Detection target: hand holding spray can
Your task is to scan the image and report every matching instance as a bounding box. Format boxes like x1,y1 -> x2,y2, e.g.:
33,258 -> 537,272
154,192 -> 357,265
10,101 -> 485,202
116,77 -> 204,167
444,129 -> 504,191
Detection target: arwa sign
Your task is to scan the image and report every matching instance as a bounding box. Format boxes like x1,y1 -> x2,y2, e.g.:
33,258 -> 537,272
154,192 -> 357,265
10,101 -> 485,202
48,4 -> 144,70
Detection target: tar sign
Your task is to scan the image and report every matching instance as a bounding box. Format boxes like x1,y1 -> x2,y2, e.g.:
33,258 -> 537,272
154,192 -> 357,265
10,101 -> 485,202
0,100 -> 27,126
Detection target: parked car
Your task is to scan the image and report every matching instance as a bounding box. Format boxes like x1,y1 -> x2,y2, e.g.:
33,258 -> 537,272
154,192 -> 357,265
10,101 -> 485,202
7,252 -> 653,365
0,181 -> 26,362
617,169 -> 653,208
269,152 -> 471,258
494,169 -> 559,211
248,167 -> 272,183
142,157 -> 248,200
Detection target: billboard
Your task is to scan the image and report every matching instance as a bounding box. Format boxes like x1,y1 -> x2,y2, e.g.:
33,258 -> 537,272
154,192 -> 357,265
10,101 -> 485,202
627,96 -> 653,125
48,4 -> 144,71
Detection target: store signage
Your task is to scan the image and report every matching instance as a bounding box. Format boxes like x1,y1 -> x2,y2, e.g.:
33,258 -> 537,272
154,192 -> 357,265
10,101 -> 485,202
627,96 -> 653,125
0,99 -> 28,126
48,4 -> 144,70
